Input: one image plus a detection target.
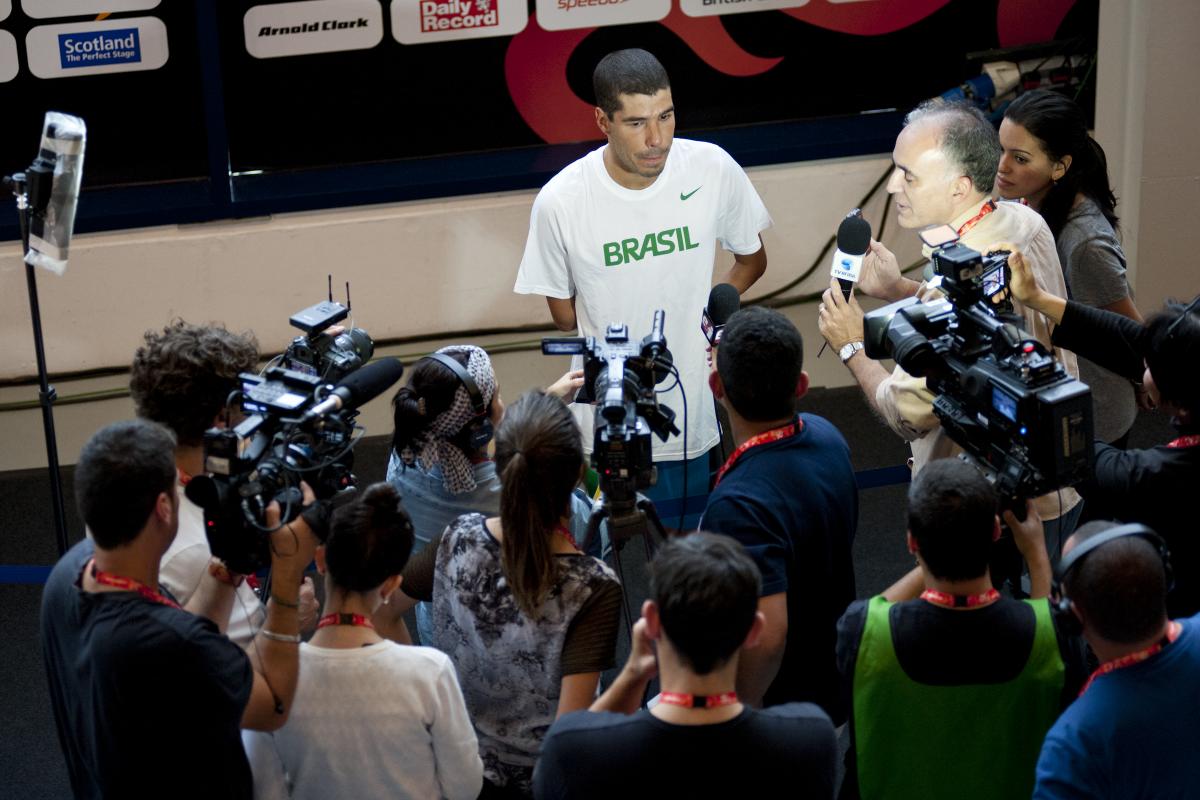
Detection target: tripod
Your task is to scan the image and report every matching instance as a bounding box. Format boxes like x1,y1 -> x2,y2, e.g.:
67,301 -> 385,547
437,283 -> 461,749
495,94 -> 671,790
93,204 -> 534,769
4,170 -> 69,556
582,493 -> 668,641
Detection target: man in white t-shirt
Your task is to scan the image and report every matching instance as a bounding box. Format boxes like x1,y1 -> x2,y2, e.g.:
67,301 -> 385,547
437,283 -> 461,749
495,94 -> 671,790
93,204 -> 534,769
514,48 -> 772,527
130,321 -> 317,646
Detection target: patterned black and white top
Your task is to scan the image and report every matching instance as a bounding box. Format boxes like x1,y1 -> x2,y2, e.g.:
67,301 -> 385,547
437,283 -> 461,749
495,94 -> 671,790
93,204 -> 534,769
429,513 -> 620,794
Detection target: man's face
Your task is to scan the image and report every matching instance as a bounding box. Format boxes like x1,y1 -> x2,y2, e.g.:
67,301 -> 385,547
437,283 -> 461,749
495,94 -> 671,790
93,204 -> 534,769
596,88 -> 675,189
886,119 -> 963,229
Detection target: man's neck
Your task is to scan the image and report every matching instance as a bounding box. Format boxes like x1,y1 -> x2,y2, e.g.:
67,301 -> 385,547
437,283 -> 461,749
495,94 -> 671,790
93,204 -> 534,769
1089,620 -> 1172,664
88,540 -> 161,593
602,146 -> 659,191
922,570 -> 996,604
175,444 -> 204,481
726,411 -> 795,449
947,192 -> 992,229
650,650 -> 743,726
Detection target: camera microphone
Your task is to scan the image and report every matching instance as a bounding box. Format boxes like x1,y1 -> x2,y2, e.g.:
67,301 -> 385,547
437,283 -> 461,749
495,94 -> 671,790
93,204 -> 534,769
702,283 -> 740,346
304,357 -> 404,420
831,212 -> 872,300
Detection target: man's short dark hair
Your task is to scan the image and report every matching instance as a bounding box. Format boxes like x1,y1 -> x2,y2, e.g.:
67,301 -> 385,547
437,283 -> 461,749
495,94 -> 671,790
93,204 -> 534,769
1066,521 -> 1168,644
907,459 -> 997,581
593,48 -> 670,118
75,419 -> 176,549
649,532 -> 761,675
129,321 -> 259,447
904,99 -> 1001,194
716,306 -> 803,422
1145,298 -> 1200,415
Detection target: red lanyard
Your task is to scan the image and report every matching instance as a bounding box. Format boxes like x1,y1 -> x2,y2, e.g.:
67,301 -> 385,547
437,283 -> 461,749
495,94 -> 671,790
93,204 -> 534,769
1079,621 -> 1181,696
956,200 -> 996,238
920,588 -> 1001,609
556,525 -> 578,550
1167,435 -> 1200,449
89,560 -> 180,609
659,691 -> 739,709
317,612 -> 375,630
715,418 -> 804,485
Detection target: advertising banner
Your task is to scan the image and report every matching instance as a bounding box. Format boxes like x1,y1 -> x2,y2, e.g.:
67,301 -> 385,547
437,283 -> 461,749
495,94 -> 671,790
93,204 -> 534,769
26,16 -> 169,79
391,0 -> 528,44
535,0 -> 669,32
245,0 -> 384,58
21,0 -> 160,19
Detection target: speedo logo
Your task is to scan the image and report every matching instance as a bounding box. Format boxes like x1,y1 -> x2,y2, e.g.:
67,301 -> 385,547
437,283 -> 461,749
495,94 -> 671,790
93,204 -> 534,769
602,226 -> 699,267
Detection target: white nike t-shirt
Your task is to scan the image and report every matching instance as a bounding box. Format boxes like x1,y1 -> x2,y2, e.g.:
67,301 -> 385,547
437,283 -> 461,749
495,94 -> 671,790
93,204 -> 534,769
514,138 -> 772,460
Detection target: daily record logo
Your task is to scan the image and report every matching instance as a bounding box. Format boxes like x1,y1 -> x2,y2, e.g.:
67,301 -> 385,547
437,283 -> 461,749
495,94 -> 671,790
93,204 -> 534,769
58,27 -> 140,69
26,17 -> 167,78
535,0 -> 668,31
244,0 -> 382,59
679,0 -> 809,16
392,0 -> 526,44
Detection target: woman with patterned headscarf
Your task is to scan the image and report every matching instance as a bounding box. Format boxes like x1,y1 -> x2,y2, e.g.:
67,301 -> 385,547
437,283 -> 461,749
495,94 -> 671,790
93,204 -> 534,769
378,346 -> 583,644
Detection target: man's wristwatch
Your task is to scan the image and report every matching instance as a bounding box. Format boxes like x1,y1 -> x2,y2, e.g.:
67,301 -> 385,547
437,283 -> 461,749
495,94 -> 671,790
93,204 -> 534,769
839,341 -> 865,364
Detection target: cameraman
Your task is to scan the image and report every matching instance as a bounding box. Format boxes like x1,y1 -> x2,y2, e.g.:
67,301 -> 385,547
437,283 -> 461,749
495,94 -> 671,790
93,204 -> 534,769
1001,244 -> 1200,615
130,321 -> 317,646
40,420 -> 320,798
817,99 -> 1082,539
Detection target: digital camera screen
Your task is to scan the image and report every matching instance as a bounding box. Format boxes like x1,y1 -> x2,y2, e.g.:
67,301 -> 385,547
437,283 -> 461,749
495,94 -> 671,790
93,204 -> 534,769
992,386 -> 1018,422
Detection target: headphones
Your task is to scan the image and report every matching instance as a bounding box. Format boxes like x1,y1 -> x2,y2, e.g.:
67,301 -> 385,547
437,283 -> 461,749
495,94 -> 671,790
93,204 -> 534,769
424,352 -> 494,452
1050,523 -> 1173,636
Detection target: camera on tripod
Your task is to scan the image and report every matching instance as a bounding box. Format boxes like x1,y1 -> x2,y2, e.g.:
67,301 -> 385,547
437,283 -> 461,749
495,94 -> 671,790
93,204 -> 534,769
542,310 -> 679,507
863,226 -> 1094,507
185,304 -> 402,574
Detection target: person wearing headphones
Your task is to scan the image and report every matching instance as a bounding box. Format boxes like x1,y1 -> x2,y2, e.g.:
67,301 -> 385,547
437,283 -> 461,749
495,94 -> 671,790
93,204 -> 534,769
376,345 -> 584,644
1035,520 -> 1200,798
836,458 -> 1086,800
998,244 -> 1200,615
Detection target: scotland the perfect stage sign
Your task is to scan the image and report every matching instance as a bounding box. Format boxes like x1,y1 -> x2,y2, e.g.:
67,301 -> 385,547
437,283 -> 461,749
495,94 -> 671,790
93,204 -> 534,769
26,16 -> 168,78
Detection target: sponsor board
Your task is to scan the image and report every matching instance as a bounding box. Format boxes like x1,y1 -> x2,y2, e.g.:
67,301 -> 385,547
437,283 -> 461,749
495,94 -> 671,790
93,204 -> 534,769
0,30 -> 17,82
535,0 -> 668,31
26,16 -> 167,78
1,0 -> 10,22
245,0 -> 383,59
392,0 -> 528,44
680,0 -> 809,17
21,0 -> 159,18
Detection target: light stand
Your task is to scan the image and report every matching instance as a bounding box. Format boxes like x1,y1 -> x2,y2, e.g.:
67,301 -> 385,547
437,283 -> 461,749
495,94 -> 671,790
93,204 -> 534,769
5,169 -> 70,556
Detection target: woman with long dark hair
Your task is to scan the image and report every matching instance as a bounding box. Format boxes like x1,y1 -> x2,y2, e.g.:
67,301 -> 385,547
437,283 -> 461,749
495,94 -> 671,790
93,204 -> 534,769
393,391 -> 621,798
244,483 -> 482,800
996,89 -> 1143,445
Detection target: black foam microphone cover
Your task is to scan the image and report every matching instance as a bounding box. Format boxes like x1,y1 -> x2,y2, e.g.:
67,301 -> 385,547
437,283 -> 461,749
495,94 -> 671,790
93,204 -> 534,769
707,283 -> 741,326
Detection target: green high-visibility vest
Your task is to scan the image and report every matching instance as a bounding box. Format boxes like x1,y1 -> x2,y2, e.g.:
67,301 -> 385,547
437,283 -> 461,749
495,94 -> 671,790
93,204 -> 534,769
853,595 -> 1064,800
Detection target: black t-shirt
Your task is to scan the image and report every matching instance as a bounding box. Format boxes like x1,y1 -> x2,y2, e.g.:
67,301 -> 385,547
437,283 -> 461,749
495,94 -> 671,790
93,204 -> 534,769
533,703 -> 837,800
40,540 -> 254,799
699,414 -> 858,723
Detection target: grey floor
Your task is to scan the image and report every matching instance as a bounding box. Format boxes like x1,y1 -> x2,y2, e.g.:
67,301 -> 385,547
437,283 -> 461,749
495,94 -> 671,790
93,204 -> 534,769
0,385 -> 1174,798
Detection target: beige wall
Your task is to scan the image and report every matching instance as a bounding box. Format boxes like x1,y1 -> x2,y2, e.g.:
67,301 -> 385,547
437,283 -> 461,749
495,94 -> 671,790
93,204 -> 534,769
1096,0 -> 1200,309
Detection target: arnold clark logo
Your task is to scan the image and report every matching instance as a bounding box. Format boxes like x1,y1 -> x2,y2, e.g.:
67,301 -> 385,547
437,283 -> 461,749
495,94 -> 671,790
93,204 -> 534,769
392,0 -> 527,44
26,17 -> 167,78
244,0 -> 383,59
535,0 -> 668,32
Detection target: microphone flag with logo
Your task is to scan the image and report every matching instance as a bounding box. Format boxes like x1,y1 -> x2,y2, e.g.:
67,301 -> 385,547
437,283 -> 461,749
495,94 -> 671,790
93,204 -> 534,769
830,211 -> 872,301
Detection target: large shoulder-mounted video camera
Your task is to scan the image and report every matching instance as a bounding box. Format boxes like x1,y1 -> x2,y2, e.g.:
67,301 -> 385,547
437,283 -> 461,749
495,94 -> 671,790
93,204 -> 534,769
864,226 -> 1094,507
542,310 -> 679,508
184,300 -> 402,573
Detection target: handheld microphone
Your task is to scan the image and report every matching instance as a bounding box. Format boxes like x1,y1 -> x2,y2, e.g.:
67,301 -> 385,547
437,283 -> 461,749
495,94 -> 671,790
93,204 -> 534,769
830,212 -> 872,301
701,283 -> 740,346
25,112 -> 87,276
304,357 -> 404,420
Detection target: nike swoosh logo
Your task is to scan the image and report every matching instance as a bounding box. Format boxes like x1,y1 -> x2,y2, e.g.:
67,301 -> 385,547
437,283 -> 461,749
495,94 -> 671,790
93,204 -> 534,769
680,186 -> 702,201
